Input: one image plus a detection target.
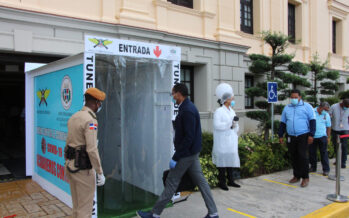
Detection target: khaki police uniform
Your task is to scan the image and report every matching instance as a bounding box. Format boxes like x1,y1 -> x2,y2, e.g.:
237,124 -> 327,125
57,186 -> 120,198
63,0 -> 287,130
65,106 -> 103,218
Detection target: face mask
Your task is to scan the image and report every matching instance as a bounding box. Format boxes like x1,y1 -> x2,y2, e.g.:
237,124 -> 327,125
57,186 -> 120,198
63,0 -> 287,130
171,97 -> 176,104
230,101 -> 235,107
97,105 -> 102,113
290,98 -> 298,106
321,110 -> 326,115
96,101 -> 102,113
344,107 -> 348,111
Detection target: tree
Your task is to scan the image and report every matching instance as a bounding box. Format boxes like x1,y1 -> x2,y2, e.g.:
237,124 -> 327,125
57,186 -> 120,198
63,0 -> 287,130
245,31 -> 310,140
305,54 -> 339,106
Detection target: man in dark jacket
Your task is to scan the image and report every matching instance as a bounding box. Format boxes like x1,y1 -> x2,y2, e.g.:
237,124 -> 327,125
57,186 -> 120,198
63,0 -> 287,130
137,83 -> 218,218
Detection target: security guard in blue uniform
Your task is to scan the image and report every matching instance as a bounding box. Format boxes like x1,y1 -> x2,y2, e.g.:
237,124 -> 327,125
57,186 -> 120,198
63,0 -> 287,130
278,89 -> 316,187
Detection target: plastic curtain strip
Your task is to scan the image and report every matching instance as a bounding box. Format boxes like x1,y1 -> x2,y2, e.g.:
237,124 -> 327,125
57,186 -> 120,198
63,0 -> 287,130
95,54 -> 173,216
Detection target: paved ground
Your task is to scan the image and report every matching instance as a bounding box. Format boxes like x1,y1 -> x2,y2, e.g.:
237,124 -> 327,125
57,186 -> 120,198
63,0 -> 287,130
0,180 -> 72,218
142,159 -> 349,218
1,159 -> 348,218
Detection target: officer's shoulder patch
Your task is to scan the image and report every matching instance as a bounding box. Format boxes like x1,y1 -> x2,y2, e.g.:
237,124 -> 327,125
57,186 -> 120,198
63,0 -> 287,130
89,123 -> 98,130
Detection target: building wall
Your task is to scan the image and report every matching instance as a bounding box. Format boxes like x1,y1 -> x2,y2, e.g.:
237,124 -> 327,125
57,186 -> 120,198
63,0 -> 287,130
0,0 -> 349,133
1,0 -> 348,70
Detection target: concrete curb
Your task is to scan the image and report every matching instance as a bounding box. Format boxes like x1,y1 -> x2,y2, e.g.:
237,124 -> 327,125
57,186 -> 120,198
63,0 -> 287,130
302,201 -> 349,218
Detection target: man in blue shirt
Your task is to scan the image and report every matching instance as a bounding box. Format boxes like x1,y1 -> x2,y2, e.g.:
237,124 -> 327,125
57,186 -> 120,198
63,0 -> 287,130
309,102 -> 331,176
278,90 -> 316,187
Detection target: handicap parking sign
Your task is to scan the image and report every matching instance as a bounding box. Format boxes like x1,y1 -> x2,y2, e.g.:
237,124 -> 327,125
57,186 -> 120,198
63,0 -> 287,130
267,82 -> 278,103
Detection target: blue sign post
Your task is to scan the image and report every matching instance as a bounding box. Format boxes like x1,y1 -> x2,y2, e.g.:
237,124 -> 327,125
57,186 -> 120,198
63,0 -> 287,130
267,82 -> 278,103
267,82 -> 278,139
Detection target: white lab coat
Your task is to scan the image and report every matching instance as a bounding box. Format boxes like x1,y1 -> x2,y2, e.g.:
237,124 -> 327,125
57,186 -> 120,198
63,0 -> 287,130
212,106 -> 240,167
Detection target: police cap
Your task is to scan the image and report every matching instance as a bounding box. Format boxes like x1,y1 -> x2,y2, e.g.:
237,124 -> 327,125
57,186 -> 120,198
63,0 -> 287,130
85,88 -> 106,101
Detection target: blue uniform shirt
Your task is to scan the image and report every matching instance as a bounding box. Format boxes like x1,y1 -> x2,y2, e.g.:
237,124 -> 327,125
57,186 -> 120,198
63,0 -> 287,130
314,107 -> 331,138
280,100 -> 315,136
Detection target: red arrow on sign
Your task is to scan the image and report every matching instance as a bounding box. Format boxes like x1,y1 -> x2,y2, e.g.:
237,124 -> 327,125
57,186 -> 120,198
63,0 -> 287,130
153,46 -> 162,57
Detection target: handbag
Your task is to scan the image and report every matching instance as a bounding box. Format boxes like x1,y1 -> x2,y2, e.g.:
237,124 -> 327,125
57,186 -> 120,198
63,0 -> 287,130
162,169 -> 196,192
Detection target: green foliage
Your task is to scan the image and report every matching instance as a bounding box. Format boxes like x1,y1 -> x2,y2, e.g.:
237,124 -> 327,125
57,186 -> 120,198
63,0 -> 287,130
347,78 -> 349,84
321,96 -> 340,106
249,60 -> 271,74
289,61 -> 309,76
278,72 -> 311,87
262,31 -> 290,54
200,132 -> 213,157
246,111 -> 269,123
308,53 -> 339,106
200,132 -> 291,187
247,31 -> 310,140
274,104 -> 285,114
245,87 -> 265,98
255,101 -> 268,109
266,120 -> 280,132
326,70 -> 340,80
238,133 -> 290,177
320,82 -> 338,91
199,154 -> 219,187
249,54 -> 271,62
272,54 -> 294,65
338,90 -> 349,100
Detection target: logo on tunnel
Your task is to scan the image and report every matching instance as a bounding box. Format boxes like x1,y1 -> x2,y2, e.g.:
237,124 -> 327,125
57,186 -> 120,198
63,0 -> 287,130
88,38 -> 113,49
36,89 -> 50,106
61,75 -> 73,110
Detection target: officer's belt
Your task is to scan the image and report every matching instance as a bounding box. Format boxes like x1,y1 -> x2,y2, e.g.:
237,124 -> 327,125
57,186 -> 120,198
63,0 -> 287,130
65,145 -> 92,173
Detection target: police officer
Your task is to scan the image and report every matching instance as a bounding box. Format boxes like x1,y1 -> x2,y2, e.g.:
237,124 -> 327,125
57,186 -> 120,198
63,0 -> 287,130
278,90 -> 316,187
65,87 -> 106,218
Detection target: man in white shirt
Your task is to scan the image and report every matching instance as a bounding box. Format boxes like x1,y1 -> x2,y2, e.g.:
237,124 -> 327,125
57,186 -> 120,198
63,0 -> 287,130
329,99 -> 349,168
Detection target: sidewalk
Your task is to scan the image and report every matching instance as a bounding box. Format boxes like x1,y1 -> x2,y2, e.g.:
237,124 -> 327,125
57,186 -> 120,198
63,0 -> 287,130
1,160 -> 348,218
0,179 -> 72,218
145,160 -> 349,218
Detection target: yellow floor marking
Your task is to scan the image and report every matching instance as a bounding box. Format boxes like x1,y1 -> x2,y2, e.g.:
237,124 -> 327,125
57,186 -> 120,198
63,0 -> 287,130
263,179 -> 297,188
310,172 -> 326,177
302,201 -> 349,218
227,208 -> 257,218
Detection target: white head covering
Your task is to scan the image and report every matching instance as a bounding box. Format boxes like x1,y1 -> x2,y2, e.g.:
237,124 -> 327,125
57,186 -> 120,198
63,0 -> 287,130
215,83 -> 234,104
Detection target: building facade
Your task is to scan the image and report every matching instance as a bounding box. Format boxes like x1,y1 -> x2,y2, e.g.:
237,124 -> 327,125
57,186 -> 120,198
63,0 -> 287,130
0,0 -> 349,133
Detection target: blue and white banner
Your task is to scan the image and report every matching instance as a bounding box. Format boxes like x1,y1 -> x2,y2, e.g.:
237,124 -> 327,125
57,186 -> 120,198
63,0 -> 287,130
34,64 -> 84,195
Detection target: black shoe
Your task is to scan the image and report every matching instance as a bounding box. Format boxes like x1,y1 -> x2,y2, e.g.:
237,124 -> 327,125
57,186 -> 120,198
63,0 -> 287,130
204,214 -> 219,218
227,181 -> 241,188
323,171 -> 329,176
218,183 -> 229,191
309,167 -> 316,172
341,165 -> 346,169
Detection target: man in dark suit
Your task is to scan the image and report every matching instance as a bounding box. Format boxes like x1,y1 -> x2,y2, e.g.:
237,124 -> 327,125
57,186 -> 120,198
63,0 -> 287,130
137,83 -> 219,218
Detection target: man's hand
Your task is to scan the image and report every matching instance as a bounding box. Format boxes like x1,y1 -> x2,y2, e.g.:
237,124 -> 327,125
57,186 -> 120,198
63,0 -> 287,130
308,136 -> 314,145
279,138 -> 284,144
169,159 -> 177,169
327,137 -> 330,145
97,174 -> 105,186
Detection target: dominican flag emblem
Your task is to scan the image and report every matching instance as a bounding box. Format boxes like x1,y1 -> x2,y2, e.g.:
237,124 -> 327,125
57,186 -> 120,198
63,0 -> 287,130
89,123 -> 97,130
63,88 -> 71,103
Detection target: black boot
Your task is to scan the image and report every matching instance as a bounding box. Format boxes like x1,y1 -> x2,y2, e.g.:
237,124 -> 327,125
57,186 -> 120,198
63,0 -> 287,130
227,167 -> 240,188
217,167 -> 228,191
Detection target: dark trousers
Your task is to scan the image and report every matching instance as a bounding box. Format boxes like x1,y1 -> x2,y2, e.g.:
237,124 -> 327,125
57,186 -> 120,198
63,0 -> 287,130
309,136 -> 330,172
287,133 -> 309,179
332,130 -> 348,167
217,167 -> 234,184
152,154 -> 217,215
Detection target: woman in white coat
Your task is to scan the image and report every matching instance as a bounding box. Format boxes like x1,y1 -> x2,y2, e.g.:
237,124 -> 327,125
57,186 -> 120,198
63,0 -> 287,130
213,85 -> 241,190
